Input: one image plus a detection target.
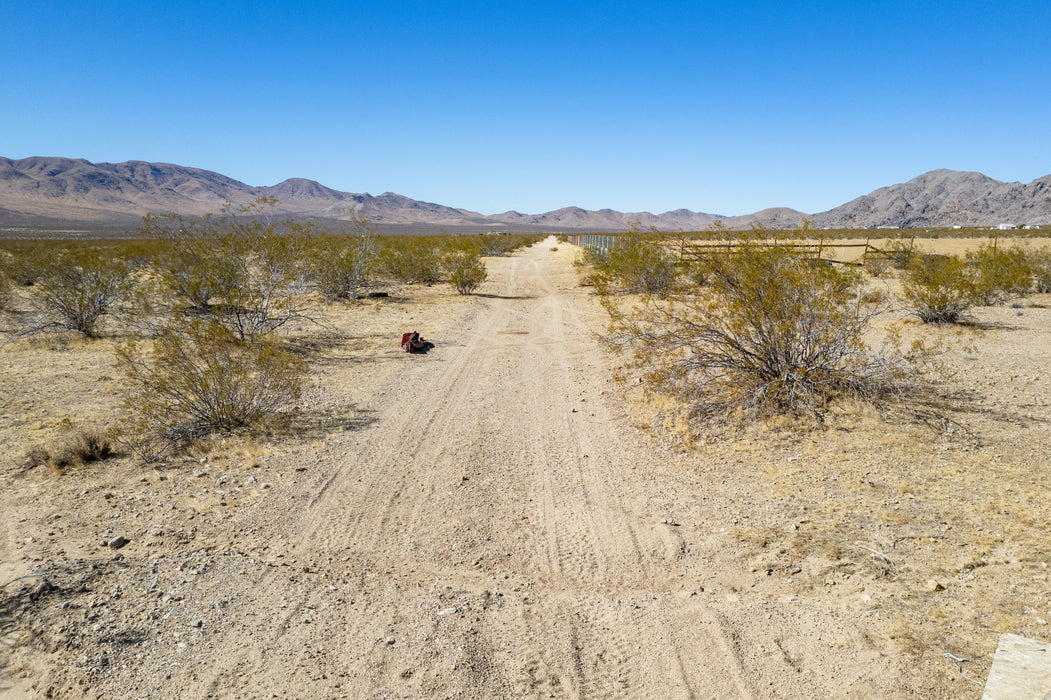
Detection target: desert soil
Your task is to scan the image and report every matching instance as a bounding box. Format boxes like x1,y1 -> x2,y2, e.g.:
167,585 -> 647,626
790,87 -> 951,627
1,237 -> 1049,699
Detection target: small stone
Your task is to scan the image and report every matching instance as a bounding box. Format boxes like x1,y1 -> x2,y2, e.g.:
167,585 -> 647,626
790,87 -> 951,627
926,579 -> 945,592
190,620 -> 203,628
246,476 -> 257,484
31,580 -> 54,598
385,636 -> 396,645
108,536 -> 129,550
789,566 -> 802,575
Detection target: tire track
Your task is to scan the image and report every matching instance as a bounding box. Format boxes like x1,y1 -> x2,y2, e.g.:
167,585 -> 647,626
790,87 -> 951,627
195,239 -> 761,699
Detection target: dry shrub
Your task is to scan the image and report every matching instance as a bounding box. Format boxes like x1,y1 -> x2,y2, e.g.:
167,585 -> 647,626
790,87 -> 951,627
446,250 -> 488,295
901,254 -> 976,323
142,198 -> 315,341
116,319 -> 306,461
476,233 -> 541,257
25,428 -> 115,473
310,217 -> 378,301
22,247 -> 133,337
585,230 -> 677,294
1027,246 -> 1051,292
903,243 -> 1039,323
966,243 -> 1034,305
0,264 -> 10,314
604,239 -> 920,427
378,237 -> 445,284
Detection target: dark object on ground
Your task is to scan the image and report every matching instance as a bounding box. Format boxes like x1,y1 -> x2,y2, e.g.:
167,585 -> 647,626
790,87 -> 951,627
368,292 -> 389,298
401,331 -> 434,353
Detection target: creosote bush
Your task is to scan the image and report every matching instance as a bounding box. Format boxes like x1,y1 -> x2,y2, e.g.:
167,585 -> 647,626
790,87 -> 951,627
965,243 -> 1034,305
1031,247 -> 1051,293
604,237 -> 918,426
24,247 -> 133,337
116,319 -> 306,461
901,254 -> 975,324
902,244 -> 1038,323
446,250 -> 488,295
378,236 -> 446,284
142,198 -> 314,341
585,229 -> 677,295
310,217 -> 378,300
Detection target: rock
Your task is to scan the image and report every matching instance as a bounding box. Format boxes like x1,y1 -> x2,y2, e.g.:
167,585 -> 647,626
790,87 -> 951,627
108,536 -> 129,550
31,579 -> 54,598
190,620 -> 203,628
246,476 -> 257,484
385,636 -> 396,645
789,566 -> 802,575
926,579 -> 945,592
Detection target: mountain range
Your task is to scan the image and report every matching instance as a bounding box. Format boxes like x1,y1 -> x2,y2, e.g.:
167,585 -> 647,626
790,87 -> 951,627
2,156 -> 1050,233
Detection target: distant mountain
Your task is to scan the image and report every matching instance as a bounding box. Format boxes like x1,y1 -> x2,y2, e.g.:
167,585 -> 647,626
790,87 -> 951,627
0,156 -> 726,231
812,169 -> 1051,228
2,157 -> 1050,232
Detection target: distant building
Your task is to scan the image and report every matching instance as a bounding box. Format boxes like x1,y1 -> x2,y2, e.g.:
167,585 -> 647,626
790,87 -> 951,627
996,223 -> 1017,230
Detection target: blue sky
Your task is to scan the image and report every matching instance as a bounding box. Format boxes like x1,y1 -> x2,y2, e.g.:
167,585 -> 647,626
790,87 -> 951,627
4,1 -> 1049,216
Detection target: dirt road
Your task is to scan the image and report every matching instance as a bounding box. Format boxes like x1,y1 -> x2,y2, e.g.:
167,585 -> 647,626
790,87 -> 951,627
11,237 -> 1012,698
174,239 -> 760,698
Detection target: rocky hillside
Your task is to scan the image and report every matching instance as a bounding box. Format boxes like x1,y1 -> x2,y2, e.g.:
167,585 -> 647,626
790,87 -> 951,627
812,169 -> 1051,228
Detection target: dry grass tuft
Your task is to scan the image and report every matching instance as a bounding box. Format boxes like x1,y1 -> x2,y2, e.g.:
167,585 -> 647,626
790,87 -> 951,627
24,427 -> 115,474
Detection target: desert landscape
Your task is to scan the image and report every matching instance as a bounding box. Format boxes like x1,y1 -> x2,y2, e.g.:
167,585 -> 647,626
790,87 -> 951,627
1,233 -> 1049,698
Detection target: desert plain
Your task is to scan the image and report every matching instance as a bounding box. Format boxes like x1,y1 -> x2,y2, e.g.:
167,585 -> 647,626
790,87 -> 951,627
1,236 -> 1049,698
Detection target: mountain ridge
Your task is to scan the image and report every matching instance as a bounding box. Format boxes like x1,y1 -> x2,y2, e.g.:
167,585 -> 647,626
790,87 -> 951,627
2,156 -> 1050,231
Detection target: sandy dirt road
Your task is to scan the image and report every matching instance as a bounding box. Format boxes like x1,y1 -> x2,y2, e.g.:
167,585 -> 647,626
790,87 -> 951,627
13,237 -> 1016,699
182,239 -> 769,698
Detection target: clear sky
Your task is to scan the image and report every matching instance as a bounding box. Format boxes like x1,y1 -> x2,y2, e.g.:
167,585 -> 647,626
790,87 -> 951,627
3,0 -> 1049,216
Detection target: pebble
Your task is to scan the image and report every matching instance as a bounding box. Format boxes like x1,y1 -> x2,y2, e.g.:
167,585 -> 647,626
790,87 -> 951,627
385,636 -> 396,645
926,579 -> 945,592
108,536 -> 129,550
190,620 -> 203,628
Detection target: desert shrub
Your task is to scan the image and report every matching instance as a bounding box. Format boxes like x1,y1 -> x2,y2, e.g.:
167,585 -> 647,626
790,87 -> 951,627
1,242 -> 51,287
604,239 -> 917,425
966,243 -> 1034,305
144,220 -> 241,315
901,254 -> 977,323
586,231 -> 677,295
476,233 -> 541,256
1031,247 -> 1051,293
861,253 -> 891,277
0,261 -> 10,313
378,236 -> 445,284
24,247 -> 133,337
25,428 -> 115,473
446,250 -> 488,294
143,199 -> 314,341
116,319 -> 306,461
310,217 -> 378,301
884,239 -> 919,270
